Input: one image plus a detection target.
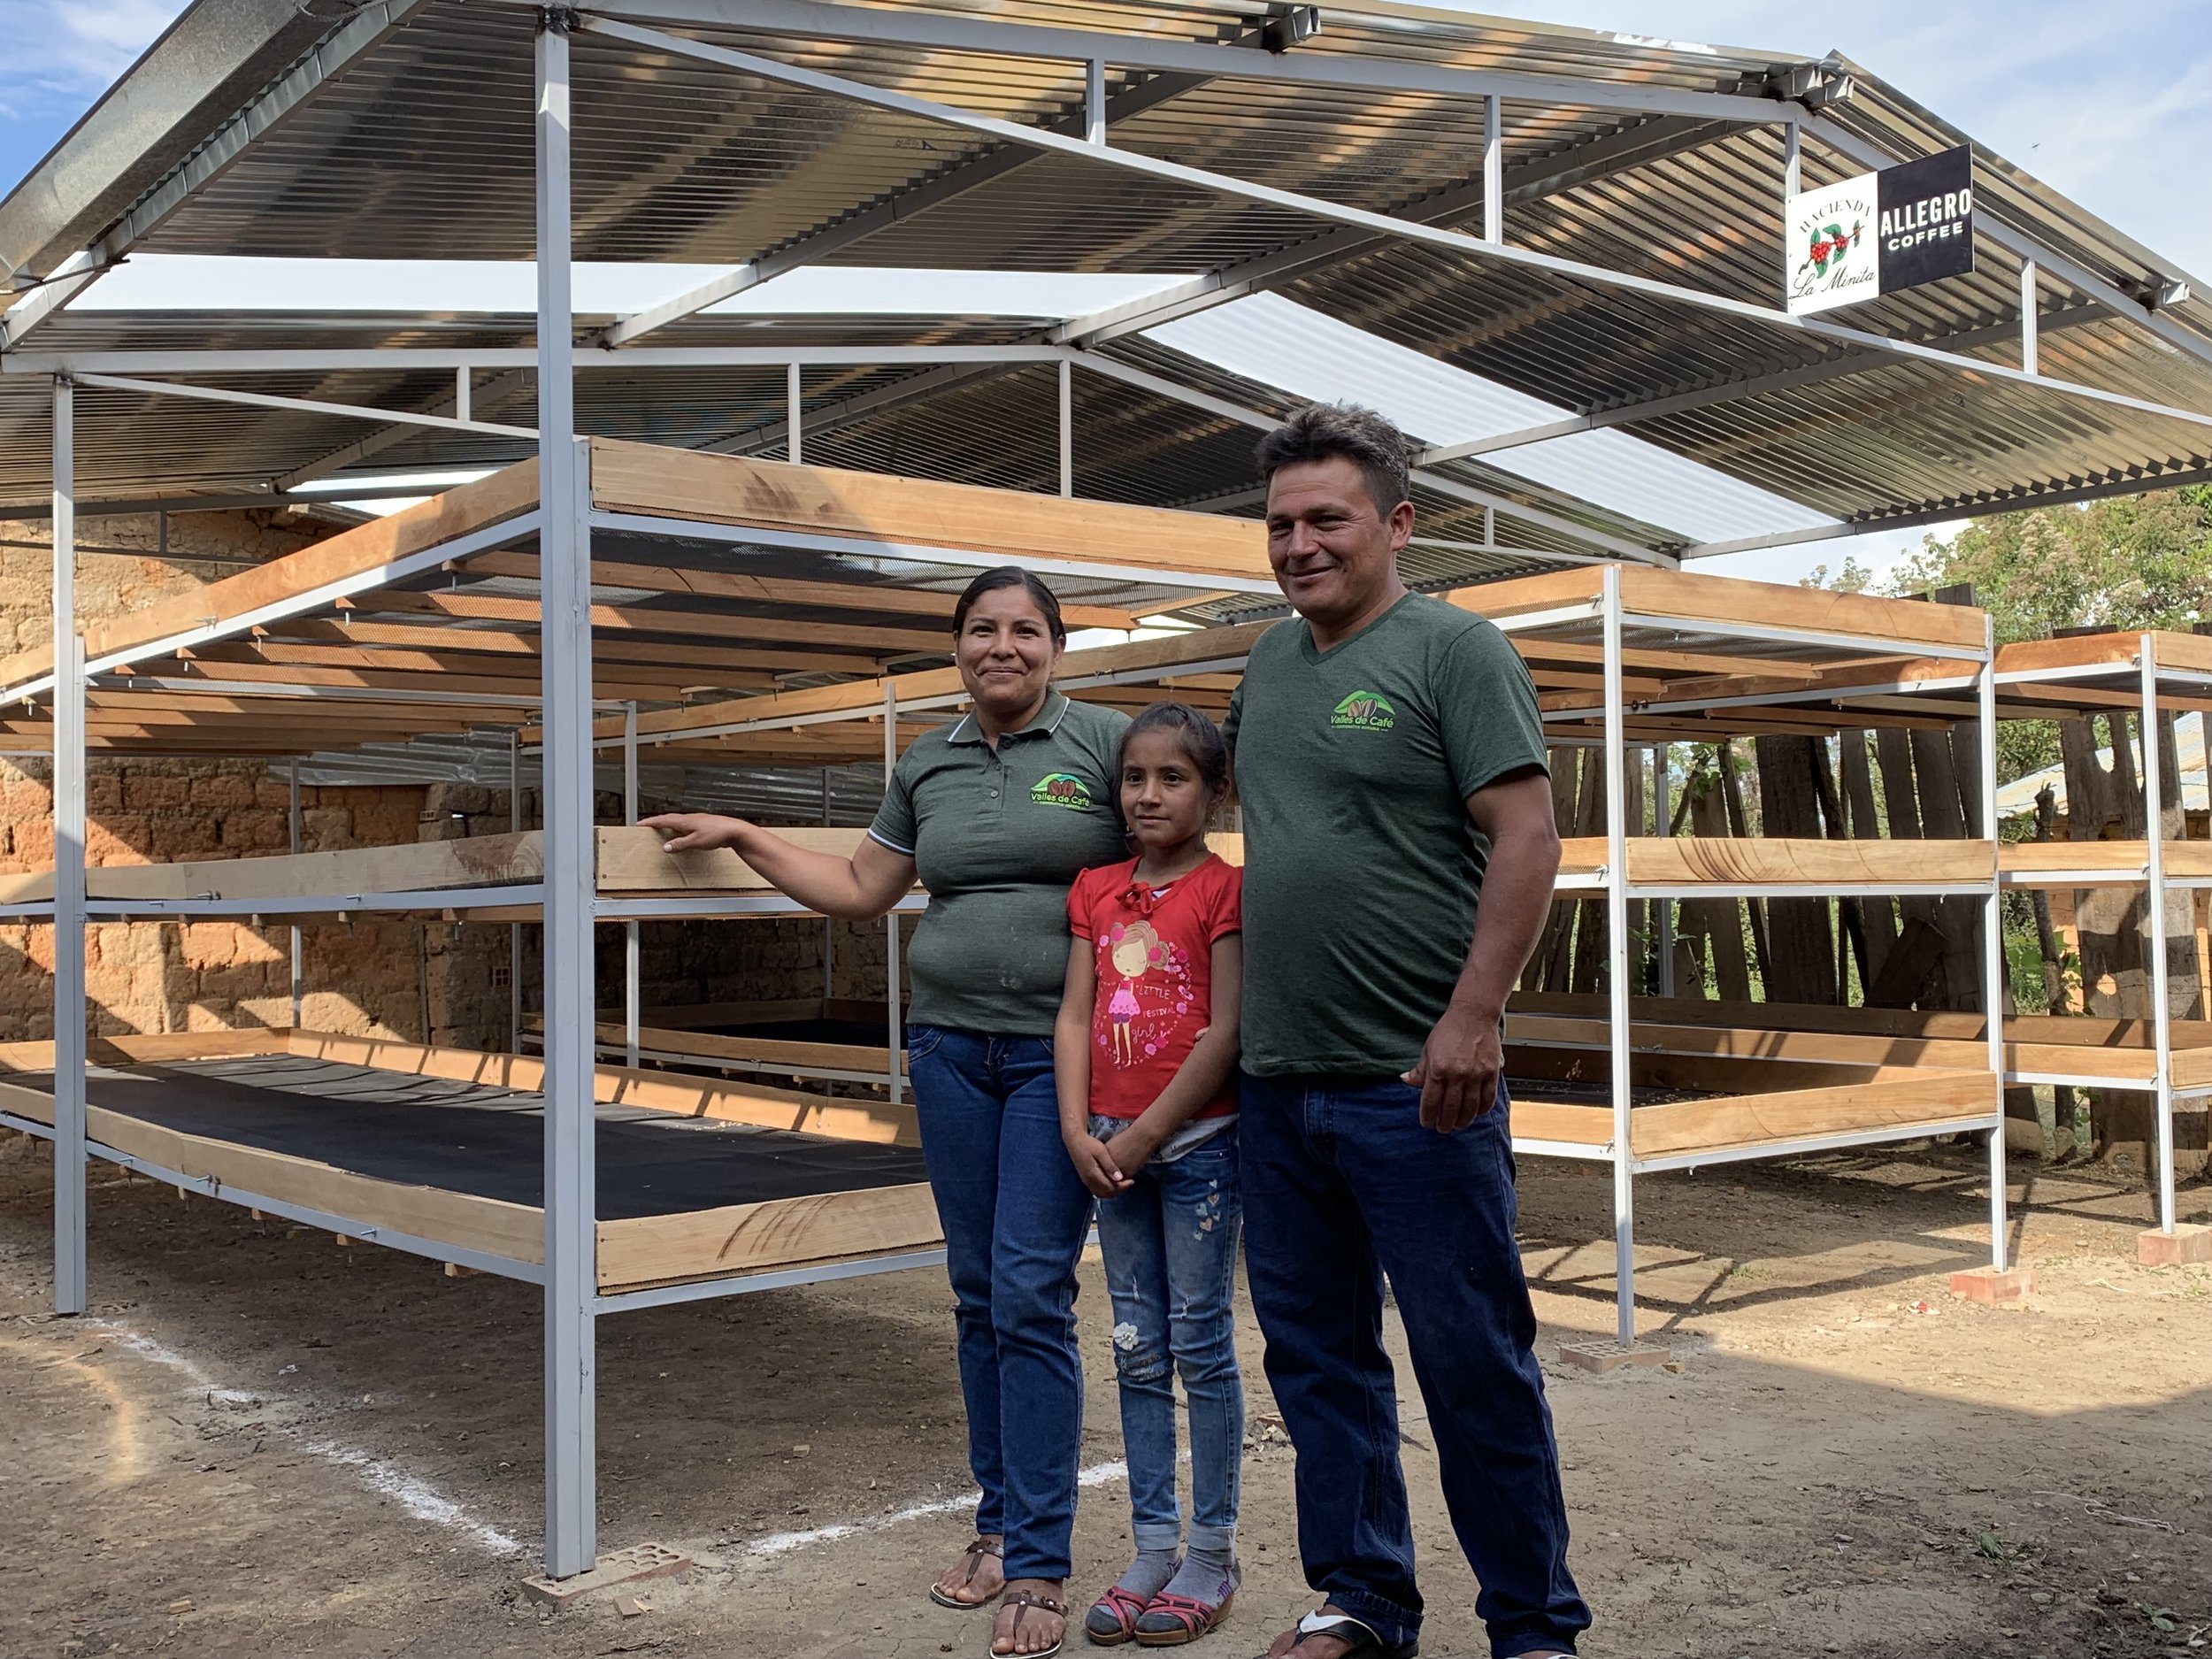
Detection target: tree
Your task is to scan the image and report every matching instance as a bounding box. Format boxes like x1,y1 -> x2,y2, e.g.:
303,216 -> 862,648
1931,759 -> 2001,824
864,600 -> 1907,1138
1882,485 -> 2212,781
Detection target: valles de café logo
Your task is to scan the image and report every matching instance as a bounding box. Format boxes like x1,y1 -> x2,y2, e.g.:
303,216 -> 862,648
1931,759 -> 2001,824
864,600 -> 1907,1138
1030,771 -> 1094,810
1332,690 -> 1396,731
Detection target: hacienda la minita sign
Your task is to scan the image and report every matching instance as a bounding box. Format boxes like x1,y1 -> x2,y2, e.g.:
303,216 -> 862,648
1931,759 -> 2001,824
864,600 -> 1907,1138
1787,144 -> 1974,317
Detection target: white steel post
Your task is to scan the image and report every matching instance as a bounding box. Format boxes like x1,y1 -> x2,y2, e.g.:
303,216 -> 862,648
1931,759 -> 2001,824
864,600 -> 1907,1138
456,365 -> 472,425
1782,119 -> 1801,201
1652,744 -> 1674,997
1601,565 -> 1635,1345
52,376 -> 87,1317
1481,96 -> 1502,244
1057,357 -> 1073,499
511,728 -> 524,1054
885,683 -> 903,1106
1978,620 -> 2008,1272
288,758 -> 303,1029
536,12 -> 597,1582
2019,259 -> 2039,377
1085,58 -> 1106,147
2142,636 -> 2177,1235
787,362 -> 803,465
623,702 -> 640,1071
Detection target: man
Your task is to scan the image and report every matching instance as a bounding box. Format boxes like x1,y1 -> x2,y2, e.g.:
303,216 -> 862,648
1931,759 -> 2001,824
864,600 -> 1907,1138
1223,402 -> 1588,1659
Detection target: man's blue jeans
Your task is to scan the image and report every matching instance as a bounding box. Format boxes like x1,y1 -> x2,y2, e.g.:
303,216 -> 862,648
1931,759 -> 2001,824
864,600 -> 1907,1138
1240,1073 -> 1591,1658
1093,1123 -> 1244,1558
906,1025 -> 1094,1583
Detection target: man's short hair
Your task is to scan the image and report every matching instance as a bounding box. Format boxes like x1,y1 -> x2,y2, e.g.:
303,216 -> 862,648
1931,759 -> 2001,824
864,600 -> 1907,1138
1255,402 -> 1412,518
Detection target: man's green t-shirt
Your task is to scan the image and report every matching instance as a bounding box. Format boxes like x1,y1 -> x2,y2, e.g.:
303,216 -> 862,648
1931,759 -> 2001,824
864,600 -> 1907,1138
1225,593 -> 1548,1077
870,689 -> 1130,1035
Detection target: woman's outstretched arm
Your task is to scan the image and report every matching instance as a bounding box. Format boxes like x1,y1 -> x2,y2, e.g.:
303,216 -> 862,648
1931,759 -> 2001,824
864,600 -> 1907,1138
638,813 -> 917,921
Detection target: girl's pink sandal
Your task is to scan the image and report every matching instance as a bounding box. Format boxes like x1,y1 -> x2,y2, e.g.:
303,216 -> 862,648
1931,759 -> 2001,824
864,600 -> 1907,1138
1083,1585 -> 1151,1647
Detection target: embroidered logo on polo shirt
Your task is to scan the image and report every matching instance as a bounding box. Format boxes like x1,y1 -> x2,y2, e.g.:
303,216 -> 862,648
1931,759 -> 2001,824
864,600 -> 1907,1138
1031,772 -> 1094,810
1330,690 -> 1396,731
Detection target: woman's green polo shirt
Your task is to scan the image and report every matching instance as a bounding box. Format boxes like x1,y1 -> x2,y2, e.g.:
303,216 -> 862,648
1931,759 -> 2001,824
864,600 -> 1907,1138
869,689 -> 1131,1034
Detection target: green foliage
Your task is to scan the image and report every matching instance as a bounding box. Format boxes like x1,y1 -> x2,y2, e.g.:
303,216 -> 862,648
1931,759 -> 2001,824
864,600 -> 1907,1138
1876,486 -> 2212,784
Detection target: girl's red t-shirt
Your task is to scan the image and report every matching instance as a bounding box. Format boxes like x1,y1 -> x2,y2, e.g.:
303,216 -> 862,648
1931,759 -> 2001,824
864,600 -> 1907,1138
1066,851 -> 1243,1120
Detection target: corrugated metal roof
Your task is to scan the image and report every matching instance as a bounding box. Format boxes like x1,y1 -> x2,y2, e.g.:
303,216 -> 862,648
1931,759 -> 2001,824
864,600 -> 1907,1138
0,0 -> 2205,564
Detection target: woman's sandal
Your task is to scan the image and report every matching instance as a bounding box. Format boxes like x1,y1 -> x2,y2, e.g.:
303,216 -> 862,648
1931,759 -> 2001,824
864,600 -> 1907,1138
929,1537 -> 1005,1610
992,1586 -> 1071,1658
1266,1609 -> 1419,1659
1084,1585 -> 1152,1647
1133,1586 -> 1235,1647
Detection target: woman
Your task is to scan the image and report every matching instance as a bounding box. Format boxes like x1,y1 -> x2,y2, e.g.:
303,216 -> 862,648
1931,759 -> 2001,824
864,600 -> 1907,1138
643,566 -> 1128,1659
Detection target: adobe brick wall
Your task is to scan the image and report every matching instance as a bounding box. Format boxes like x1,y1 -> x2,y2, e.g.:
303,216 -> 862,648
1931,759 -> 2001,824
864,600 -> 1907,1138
3,513 -> 903,1053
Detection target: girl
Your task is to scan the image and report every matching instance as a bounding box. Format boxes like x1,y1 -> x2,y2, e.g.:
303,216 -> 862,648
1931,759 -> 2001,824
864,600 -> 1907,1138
1056,701 -> 1246,1648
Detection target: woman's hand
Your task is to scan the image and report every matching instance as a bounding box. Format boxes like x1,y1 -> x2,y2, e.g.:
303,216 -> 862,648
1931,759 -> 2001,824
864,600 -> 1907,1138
1064,1132 -> 1131,1199
639,811 -> 751,853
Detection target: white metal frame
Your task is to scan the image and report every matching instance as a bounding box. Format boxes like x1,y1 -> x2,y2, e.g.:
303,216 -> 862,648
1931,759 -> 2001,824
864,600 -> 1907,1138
1993,632 -> 2212,1240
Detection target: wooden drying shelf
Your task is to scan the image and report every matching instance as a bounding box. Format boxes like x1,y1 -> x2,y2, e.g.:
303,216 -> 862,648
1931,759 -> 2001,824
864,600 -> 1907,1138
1553,837 -> 1995,888
0,1030 -> 941,1294
1999,840 -> 2212,887
1512,993 -> 2212,1093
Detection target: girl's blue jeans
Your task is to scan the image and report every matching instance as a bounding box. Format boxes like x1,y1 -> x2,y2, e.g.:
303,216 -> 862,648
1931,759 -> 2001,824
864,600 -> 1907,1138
1092,1119 -> 1245,1556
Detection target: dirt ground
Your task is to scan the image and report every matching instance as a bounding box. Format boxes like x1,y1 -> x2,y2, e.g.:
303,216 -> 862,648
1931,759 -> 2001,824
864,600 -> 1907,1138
1,1131 -> 2206,1659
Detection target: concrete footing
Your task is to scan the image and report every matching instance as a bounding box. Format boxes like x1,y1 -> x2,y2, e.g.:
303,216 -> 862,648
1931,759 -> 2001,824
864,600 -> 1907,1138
521,1542 -> 691,1606
1947,1265 -> 2035,1305
1557,1338 -> 1669,1375
2138,1223 -> 2212,1267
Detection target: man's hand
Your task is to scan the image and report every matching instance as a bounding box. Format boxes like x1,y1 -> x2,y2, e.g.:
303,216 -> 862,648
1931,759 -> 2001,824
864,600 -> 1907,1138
639,811 -> 749,853
1064,1133 -> 1132,1199
1402,1002 -> 1502,1133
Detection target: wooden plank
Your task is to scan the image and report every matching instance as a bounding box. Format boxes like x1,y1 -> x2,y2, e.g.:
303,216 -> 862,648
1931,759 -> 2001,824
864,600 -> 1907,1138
0,870 -> 54,902
613,620 -> 1273,742
1629,1069 -> 1995,1158
0,1075 -> 546,1263
1994,634 -> 2141,677
283,1033 -> 918,1145
88,832 -> 546,902
587,438 -> 1267,581
1505,1101 -> 1615,1147
12,461 -> 540,688
455,550 -> 1139,632
604,1024 -> 896,1074
1620,567 -> 1988,652
1626,837 -> 1994,886
595,1181 -> 942,1292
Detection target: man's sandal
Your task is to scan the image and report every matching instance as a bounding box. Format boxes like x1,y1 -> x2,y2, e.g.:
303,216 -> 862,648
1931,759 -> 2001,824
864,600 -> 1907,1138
930,1537 -> 1004,1609
1084,1585 -> 1151,1646
1133,1586 -> 1235,1647
1268,1609 -> 1419,1659
992,1587 -> 1071,1658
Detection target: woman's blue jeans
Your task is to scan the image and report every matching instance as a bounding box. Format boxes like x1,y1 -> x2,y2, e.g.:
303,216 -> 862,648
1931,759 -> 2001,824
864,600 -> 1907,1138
1094,1124 -> 1245,1557
905,1025 -> 1094,1582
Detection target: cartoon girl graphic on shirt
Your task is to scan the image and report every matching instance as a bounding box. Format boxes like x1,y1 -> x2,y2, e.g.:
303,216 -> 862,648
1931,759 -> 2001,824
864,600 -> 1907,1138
1104,920 -> 1160,1066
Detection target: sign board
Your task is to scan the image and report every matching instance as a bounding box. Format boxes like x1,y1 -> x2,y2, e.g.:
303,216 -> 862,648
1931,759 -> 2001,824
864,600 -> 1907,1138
1786,144 -> 1975,316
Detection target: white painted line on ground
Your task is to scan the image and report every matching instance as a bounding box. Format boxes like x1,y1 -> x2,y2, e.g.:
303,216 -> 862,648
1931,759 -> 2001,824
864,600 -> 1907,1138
88,1318 -> 526,1557
744,1459 -> 1132,1560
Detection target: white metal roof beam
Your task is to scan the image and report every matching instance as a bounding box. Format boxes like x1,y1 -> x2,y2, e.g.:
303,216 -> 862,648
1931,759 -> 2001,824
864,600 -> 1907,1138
1416,303 -> 2118,465
0,1 -> 433,350
270,368 -> 534,492
580,17 -> 2212,445
2,344 -> 1076,374
602,69 -> 1210,349
70,373 -> 535,439
1058,113 -> 1743,349
558,0 -> 1796,126
1068,349 -> 1679,567
1685,463 -> 2212,557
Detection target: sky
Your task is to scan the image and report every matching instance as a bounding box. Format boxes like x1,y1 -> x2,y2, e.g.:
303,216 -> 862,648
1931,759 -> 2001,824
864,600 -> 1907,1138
4,0 -> 2207,585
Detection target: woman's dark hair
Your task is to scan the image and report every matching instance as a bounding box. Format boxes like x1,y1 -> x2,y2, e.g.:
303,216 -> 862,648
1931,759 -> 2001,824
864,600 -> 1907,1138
1118,701 -> 1231,797
952,565 -> 1065,645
